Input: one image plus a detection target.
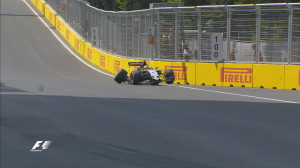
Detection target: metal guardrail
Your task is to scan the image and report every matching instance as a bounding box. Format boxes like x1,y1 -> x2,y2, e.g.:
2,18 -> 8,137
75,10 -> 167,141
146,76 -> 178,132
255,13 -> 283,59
45,0 -> 300,64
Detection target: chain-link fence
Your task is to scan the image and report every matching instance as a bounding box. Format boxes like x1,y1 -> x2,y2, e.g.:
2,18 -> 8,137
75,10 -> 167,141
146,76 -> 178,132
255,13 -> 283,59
45,0 -> 300,64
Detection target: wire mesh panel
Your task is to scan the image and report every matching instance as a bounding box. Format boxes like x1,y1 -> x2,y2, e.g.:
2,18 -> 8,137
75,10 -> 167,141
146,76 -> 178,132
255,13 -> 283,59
83,4 -> 91,41
140,11 -> 155,59
115,16 -> 123,56
110,16 -> 117,53
199,6 -> 228,62
131,14 -> 140,58
107,15 -> 113,52
139,13 -> 147,59
98,12 -> 105,50
291,5 -> 300,64
76,1 -> 85,37
86,7 -> 98,43
157,8 -> 176,60
177,8 -> 198,61
230,6 -> 257,63
122,15 -> 128,56
260,5 -> 290,63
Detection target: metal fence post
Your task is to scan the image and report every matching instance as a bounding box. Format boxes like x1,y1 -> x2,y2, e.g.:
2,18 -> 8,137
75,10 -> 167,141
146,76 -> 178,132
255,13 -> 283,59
288,5 -> 293,65
175,9 -> 179,61
226,6 -> 231,62
126,16 -> 128,57
156,10 -> 160,60
138,15 -> 141,59
97,11 -> 100,49
85,4 -> 88,40
132,15 -> 134,58
150,14 -> 154,60
106,15 -> 109,51
197,8 -> 202,62
255,5 -> 261,64
144,13 -> 147,59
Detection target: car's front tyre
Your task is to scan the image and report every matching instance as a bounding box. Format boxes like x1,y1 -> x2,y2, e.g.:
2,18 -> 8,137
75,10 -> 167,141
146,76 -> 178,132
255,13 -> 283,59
114,69 -> 128,84
165,69 -> 175,84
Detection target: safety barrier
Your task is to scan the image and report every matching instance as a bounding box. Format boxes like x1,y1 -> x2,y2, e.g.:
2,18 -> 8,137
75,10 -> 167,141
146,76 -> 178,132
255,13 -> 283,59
31,0 -> 44,15
30,0 -> 300,90
44,3 -> 56,27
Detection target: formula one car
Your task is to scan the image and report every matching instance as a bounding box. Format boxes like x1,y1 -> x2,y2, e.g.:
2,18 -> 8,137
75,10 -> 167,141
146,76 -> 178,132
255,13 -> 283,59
114,61 -> 175,85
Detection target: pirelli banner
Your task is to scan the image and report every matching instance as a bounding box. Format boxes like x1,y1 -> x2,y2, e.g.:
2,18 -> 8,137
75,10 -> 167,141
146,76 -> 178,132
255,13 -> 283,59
196,63 -> 300,90
222,64 -> 253,88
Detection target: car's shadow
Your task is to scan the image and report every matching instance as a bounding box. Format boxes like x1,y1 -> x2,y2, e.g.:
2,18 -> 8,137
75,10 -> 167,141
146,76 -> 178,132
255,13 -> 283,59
125,83 -> 169,86
0,82 -> 28,93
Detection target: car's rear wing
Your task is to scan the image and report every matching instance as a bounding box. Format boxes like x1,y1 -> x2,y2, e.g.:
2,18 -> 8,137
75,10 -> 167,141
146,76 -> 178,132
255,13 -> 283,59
128,62 -> 146,67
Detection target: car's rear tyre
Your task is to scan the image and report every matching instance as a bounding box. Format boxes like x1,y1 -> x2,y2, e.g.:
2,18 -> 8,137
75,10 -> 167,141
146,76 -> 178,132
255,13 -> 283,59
114,69 -> 128,84
131,70 -> 141,85
165,69 -> 175,84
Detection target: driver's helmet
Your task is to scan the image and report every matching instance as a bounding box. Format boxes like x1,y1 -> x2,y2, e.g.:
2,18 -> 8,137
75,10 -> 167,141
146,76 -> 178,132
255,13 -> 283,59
141,60 -> 149,69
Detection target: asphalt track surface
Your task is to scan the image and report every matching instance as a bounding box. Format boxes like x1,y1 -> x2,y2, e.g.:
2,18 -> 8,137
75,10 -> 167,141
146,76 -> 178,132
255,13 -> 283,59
1,0 -> 300,168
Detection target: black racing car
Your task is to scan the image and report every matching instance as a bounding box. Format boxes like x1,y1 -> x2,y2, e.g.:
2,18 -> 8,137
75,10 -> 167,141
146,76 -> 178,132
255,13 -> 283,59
114,61 -> 175,85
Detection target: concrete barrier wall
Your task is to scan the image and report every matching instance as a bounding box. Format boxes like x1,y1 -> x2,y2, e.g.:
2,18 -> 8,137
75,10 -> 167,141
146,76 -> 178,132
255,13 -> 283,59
31,1 -> 300,90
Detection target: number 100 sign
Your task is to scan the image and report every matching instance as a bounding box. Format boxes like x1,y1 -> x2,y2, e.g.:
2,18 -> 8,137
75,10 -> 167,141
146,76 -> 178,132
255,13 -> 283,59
211,33 -> 223,61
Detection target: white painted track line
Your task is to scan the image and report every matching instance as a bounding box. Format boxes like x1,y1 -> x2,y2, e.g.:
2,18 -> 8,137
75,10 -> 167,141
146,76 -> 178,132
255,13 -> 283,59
176,85 -> 300,104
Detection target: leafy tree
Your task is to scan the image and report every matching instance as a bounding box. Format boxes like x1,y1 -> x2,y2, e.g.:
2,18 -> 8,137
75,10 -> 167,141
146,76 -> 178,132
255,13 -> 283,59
85,0 -> 120,11
115,0 -> 128,10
